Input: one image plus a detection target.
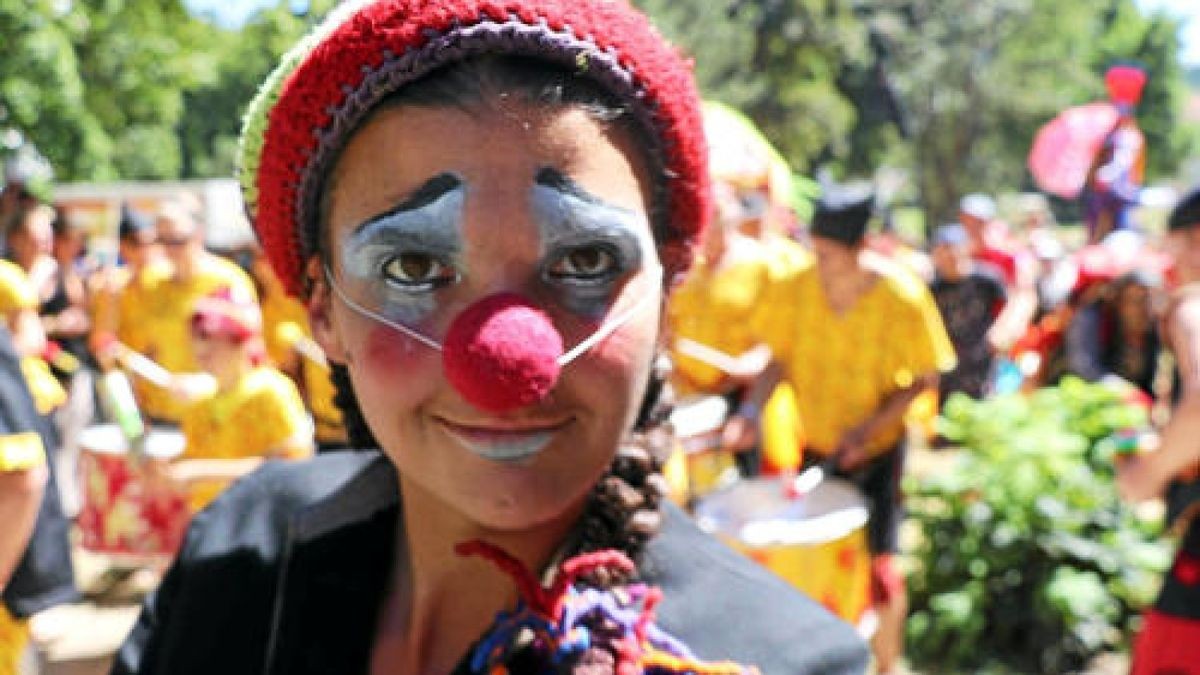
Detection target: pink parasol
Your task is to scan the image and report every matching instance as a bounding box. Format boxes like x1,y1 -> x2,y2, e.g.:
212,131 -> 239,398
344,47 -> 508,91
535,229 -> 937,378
1028,102 -> 1120,200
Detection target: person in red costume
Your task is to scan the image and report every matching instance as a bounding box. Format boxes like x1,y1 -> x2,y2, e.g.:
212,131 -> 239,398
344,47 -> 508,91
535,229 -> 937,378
111,2 -> 869,674
1083,65 -> 1148,245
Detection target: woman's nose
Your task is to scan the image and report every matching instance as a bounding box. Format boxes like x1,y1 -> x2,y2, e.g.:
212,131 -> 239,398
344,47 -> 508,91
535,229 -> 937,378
442,292 -> 564,413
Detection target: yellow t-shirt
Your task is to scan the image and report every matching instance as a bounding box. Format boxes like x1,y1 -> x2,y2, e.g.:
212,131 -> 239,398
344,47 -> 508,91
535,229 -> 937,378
114,261 -> 173,354
303,360 -> 346,445
0,260 -> 36,313
668,250 -> 772,394
136,255 -> 257,423
261,291 -> 309,369
762,234 -> 814,278
754,264 -> 955,456
261,287 -> 347,445
0,260 -> 67,413
179,365 -> 312,510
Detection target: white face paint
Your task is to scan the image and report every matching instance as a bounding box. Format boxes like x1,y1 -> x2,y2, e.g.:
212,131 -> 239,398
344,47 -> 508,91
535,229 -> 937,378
338,172 -> 465,326
327,168 -> 660,366
532,167 -> 659,320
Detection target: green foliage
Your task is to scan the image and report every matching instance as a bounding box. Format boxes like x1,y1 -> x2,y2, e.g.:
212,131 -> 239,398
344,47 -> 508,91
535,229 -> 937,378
634,0 -> 867,176
3,0 -> 1195,201
636,0 -> 1194,233
177,0 -> 339,178
907,378 -> 1171,673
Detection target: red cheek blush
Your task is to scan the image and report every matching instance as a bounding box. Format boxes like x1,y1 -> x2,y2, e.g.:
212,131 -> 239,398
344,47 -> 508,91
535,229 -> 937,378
364,324 -> 432,372
443,293 -> 564,413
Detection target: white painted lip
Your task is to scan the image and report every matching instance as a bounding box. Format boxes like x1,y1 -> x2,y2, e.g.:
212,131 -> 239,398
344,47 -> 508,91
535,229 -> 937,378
438,419 -> 568,463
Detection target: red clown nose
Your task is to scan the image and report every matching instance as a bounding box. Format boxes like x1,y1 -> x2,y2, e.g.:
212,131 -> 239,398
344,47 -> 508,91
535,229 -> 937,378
443,293 -> 564,413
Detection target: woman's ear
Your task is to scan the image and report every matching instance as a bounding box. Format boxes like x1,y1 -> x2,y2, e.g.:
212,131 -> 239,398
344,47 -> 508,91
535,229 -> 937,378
305,256 -> 349,365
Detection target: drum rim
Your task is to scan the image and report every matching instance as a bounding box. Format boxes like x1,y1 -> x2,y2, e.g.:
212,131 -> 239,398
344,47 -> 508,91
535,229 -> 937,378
694,476 -> 870,546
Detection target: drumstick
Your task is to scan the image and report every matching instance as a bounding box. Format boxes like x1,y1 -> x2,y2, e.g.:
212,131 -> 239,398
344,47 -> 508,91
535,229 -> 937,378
113,344 -> 174,388
277,322 -> 329,370
790,455 -> 841,497
791,464 -> 825,495
674,338 -> 743,374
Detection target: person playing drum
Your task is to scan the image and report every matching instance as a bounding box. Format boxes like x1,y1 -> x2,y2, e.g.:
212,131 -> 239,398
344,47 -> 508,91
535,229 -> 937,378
111,1 -> 870,673
129,199 -> 258,425
725,182 -> 955,675
165,287 -> 313,513
0,314 -> 76,675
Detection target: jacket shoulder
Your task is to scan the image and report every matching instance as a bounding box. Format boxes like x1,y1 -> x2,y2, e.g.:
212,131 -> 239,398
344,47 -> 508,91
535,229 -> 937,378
642,502 -> 869,675
186,450 -> 386,557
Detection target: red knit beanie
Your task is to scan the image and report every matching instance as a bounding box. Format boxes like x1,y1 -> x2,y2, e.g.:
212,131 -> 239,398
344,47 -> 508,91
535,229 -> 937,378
239,0 -> 710,298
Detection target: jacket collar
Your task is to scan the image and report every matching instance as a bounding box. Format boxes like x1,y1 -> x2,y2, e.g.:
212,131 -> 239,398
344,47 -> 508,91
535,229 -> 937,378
265,452 -> 400,675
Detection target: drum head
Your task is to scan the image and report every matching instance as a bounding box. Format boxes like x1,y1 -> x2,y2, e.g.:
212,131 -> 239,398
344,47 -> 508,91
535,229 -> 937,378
78,424 -> 185,459
695,477 -> 869,547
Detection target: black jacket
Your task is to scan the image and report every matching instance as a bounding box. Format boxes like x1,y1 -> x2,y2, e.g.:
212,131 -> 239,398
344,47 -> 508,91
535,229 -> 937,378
112,451 -> 869,674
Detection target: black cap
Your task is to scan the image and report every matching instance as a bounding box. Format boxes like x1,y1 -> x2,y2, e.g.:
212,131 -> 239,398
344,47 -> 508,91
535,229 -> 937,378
118,204 -> 154,240
1169,187 -> 1200,232
811,181 -> 874,246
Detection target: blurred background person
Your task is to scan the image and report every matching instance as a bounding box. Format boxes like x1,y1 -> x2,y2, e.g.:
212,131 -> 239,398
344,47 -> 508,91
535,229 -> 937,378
1065,270 -> 1163,399
247,248 -> 346,452
0,322 -> 77,675
1082,65 -> 1148,245
166,287 -> 312,513
1118,186 -> 1200,675
89,204 -> 169,366
929,223 -> 1007,404
4,203 -> 57,309
957,193 -> 1038,356
39,207 -> 95,517
132,198 -> 256,425
727,182 -> 956,674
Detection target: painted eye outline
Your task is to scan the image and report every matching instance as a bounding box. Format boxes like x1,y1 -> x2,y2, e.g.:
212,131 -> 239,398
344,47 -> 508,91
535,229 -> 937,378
379,251 -> 459,293
544,242 -> 627,286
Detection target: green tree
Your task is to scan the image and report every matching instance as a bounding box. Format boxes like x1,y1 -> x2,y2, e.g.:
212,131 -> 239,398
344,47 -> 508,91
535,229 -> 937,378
72,0 -> 218,180
0,0 -> 111,180
178,0 -> 339,179
2,0 -> 219,181
864,0 -> 1190,228
635,0 -> 868,175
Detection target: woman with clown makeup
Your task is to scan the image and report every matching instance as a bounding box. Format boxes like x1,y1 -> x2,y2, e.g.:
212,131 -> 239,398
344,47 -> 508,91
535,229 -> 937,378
111,2 -> 869,673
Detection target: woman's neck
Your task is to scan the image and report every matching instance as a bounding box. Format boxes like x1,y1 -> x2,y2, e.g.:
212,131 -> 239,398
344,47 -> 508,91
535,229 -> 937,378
371,477 -> 581,674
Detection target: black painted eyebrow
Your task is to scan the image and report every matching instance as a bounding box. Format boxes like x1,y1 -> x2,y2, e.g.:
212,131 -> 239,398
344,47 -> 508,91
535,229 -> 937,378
535,167 -> 634,214
353,172 -> 462,235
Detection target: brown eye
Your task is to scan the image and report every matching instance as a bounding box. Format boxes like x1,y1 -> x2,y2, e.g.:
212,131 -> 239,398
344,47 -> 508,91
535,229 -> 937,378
549,245 -> 620,281
382,253 -> 456,290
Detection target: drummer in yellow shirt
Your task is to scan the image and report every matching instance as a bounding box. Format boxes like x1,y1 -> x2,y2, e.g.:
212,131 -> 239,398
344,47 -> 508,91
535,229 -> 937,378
90,205 -> 172,362
133,200 -> 258,424
726,183 -> 955,675
167,288 -> 313,512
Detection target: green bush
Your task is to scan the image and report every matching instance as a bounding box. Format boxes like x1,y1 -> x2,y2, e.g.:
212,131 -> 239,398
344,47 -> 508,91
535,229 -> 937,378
905,377 -> 1172,673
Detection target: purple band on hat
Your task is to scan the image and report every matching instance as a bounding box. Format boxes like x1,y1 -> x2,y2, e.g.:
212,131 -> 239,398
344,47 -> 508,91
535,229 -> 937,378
296,17 -> 666,258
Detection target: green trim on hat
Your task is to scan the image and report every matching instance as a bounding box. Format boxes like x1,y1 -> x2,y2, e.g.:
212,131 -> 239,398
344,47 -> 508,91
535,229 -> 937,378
237,1 -> 372,217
